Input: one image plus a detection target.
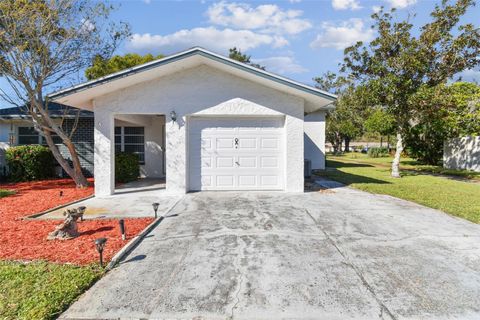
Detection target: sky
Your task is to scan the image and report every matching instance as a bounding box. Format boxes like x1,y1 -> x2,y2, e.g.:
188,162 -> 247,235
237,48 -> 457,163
1,0 -> 479,108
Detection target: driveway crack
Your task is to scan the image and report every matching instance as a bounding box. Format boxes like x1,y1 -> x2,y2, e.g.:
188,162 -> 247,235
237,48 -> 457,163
229,236 -> 247,320
304,209 -> 397,320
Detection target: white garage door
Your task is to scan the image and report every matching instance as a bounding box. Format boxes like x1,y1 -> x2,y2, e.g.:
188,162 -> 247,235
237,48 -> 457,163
188,117 -> 285,191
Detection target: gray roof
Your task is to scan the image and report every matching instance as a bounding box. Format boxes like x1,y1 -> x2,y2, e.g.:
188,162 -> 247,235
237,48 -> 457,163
0,102 -> 93,120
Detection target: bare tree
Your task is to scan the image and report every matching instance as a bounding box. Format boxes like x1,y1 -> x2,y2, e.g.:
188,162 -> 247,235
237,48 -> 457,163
0,0 -> 129,187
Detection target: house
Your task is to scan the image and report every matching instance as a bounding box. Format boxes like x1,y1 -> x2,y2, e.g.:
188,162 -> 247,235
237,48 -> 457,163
0,104 -> 94,176
46,47 -> 336,195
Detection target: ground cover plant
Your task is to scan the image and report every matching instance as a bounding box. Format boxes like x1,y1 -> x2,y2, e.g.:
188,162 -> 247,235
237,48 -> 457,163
318,153 -> 480,223
0,261 -> 103,320
0,179 -> 153,264
0,178 -> 154,319
0,189 -> 15,198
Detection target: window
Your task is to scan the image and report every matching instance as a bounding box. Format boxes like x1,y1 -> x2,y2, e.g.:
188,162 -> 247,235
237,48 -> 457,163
115,126 -> 145,164
18,127 -> 63,145
18,127 -> 40,145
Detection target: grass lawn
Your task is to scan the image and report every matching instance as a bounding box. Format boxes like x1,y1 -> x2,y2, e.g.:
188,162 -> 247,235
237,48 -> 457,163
0,261 -> 103,320
318,153 -> 480,223
0,189 -> 15,198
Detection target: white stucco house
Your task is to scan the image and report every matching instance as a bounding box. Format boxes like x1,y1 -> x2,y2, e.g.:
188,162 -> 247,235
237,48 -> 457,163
49,47 -> 336,196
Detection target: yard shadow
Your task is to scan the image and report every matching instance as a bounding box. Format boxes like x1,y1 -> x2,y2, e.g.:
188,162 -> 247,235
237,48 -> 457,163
80,226 -> 114,236
316,160 -> 391,188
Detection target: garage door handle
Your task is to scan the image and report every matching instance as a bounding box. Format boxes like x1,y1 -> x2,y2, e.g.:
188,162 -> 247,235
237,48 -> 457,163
235,161 -> 240,166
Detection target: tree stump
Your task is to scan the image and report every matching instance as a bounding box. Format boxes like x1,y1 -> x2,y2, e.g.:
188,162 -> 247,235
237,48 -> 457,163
47,208 -> 83,240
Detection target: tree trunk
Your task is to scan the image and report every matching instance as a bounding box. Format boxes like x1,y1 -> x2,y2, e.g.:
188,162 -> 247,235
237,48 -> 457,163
344,137 -> 350,152
380,136 -> 383,148
43,131 -> 89,187
391,132 -> 403,178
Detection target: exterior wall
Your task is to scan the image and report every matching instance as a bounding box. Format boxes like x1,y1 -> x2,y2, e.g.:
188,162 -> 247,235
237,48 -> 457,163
444,136 -> 480,172
57,118 -> 94,176
0,118 -> 94,177
304,111 -> 326,170
94,64 -> 305,195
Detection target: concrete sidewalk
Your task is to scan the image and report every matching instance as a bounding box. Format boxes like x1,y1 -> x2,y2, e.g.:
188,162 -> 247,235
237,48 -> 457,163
38,179 -> 182,220
61,186 -> 480,319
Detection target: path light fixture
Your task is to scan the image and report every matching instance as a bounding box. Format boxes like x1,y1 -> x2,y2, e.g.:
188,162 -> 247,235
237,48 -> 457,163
77,206 -> 86,221
94,237 -> 108,267
170,110 -> 177,123
152,202 -> 160,219
119,219 -> 126,241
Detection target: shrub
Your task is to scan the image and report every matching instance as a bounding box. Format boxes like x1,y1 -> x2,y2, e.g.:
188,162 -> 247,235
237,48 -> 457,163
115,152 -> 139,183
368,147 -> 389,158
5,145 -> 55,181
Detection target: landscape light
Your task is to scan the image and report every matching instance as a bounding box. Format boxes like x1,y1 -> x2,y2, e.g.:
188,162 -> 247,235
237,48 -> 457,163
152,202 -> 160,219
119,219 -> 126,241
77,206 -> 86,221
94,237 -> 108,267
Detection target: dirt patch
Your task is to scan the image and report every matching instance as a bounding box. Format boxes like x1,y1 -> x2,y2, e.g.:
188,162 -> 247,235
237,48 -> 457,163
0,179 -> 153,265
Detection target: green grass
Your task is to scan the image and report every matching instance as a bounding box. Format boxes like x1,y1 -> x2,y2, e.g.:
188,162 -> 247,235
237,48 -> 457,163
330,152 -> 480,180
0,189 -> 15,198
0,261 -> 103,320
317,153 -> 480,223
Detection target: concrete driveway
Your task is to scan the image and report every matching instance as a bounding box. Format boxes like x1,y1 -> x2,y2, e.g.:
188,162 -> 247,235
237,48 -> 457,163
61,184 -> 480,320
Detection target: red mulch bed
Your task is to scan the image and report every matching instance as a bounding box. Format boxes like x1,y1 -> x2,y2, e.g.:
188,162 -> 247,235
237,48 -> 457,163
0,179 -> 154,265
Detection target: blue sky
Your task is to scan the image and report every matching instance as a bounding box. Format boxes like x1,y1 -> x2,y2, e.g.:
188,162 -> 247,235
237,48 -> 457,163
111,0 -> 480,84
1,0 -> 479,108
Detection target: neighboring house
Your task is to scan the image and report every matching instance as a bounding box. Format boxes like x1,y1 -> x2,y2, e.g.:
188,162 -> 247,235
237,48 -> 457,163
0,103 -> 162,178
0,104 -> 94,176
50,47 -> 336,195
444,136 -> 480,172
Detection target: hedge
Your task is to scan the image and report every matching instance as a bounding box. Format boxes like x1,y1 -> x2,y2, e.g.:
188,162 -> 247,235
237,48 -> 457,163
115,152 -> 140,183
368,147 -> 389,158
5,145 -> 55,181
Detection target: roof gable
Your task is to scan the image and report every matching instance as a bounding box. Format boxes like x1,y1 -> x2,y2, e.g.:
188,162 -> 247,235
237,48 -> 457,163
49,47 -> 336,113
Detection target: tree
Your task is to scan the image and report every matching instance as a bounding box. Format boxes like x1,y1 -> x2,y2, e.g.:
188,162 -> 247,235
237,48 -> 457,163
229,47 -> 265,70
0,0 -> 129,187
85,53 -> 164,80
404,82 -> 480,164
364,108 -> 396,148
315,72 -> 364,153
342,0 -> 480,177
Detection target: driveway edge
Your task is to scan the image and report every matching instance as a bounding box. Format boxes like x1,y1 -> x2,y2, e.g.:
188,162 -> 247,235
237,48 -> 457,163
106,196 -> 183,270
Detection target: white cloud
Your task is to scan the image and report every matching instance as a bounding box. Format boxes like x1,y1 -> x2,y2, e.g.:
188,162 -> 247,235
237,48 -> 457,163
253,56 -> 308,75
310,18 -> 374,50
386,0 -> 417,9
289,0 -> 302,3
206,1 -> 311,35
332,0 -> 362,10
126,27 -> 288,55
372,5 -> 382,12
455,68 -> 480,83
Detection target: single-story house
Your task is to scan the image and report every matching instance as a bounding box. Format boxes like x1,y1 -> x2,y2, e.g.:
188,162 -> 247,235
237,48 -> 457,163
13,47 -> 334,195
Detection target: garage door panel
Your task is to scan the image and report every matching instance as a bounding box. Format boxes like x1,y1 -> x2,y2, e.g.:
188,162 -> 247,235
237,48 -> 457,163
216,157 -> 235,168
238,157 -> 256,168
189,117 -> 284,191
260,156 -> 279,168
238,175 -> 256,187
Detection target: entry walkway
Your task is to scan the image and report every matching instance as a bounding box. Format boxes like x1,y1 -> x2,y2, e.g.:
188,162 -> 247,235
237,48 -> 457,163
39,178 -> 182,220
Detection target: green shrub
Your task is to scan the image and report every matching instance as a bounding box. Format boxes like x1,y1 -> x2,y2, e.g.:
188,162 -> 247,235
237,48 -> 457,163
115,152 -> 139,183
368,147 -> 389,158
5,145 -> 55,181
